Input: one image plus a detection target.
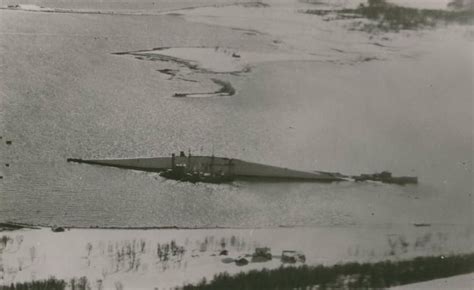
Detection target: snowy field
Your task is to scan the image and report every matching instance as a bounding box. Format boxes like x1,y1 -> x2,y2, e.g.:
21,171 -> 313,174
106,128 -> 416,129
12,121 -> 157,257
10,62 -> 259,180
1,225 -> 472,289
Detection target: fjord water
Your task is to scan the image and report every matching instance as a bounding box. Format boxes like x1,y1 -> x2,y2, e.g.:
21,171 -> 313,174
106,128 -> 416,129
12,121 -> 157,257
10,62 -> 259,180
0,1 -> 472,229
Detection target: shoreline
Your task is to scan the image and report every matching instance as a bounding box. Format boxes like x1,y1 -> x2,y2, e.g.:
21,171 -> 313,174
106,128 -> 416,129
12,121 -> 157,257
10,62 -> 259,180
3,263 -> 473,290
3,221 -> 471,232
0,2 -> 243,17
1,225 -> 472,288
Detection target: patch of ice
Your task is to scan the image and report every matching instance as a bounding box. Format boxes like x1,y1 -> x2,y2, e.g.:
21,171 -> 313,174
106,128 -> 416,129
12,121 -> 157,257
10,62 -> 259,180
171,2 -> 395,63
170,0 -> 465,65
138,47 -> 323,73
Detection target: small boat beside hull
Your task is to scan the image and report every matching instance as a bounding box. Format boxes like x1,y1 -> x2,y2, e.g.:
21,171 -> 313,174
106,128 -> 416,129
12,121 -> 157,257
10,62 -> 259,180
352,171 -> 418,185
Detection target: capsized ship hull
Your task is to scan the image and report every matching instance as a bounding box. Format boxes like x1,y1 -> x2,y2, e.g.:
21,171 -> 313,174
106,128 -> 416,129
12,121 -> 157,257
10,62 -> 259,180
67,157 -> 172,172
67,155 -> 343,182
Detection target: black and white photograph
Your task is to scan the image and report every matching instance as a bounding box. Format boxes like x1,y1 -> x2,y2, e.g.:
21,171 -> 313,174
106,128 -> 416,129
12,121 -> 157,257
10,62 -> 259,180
0,0 -> 473,289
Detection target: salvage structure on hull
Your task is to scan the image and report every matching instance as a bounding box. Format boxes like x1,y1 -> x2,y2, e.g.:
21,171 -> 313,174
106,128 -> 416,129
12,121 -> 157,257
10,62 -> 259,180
67,151 -> 343,183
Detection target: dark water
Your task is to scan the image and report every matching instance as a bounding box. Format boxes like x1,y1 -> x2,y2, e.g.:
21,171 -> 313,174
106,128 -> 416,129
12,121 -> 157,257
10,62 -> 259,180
0,4 -> 472,228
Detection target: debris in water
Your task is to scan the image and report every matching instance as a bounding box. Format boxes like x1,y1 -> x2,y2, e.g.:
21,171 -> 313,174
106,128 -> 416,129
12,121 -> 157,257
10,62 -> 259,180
219,249 -> 229,256
51,226 -> 65,232
252,247 -> 272,262
281,250 -> 306,264
235,257 -> 249,266
352,171 -> 418,185
414,223 -> 431,227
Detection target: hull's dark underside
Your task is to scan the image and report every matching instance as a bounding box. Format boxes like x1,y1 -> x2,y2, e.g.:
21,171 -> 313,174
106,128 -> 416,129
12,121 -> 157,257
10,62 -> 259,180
67,156 -> 343,182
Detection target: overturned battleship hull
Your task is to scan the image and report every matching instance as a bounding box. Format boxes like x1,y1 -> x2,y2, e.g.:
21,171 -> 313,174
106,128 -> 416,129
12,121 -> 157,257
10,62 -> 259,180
67,155 -> 343,182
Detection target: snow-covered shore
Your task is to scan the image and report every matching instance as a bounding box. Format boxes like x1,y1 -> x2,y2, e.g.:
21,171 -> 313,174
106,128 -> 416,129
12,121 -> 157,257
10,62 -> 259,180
171,0 -> 472,65
1,225 -> 472,289
391,273 -> 474,289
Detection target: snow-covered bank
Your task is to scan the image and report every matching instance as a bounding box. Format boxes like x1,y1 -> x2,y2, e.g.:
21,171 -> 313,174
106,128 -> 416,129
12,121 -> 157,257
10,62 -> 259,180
171,1 -> 385,63
1,225 -> 472,289
172,0 -> 473,64
391,272 -> 474,289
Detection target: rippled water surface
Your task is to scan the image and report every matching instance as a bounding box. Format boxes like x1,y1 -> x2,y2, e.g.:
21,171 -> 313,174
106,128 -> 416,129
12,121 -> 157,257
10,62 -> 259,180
0,1 -> 472,228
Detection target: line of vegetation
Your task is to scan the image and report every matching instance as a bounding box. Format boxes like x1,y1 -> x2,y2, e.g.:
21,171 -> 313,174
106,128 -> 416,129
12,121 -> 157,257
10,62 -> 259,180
182,253 -> 474,290
0,222 -> 39,232
0,277 -> 67,290
2,253 -> 472,289
303,0 -> 474,32
0,276 -> 102,290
